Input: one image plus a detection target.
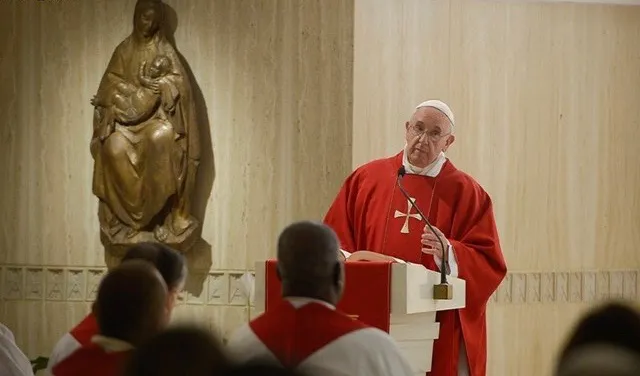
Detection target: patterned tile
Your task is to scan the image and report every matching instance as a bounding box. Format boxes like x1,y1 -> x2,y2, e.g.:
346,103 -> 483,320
526,273 -> 541,303
555,272 -> 569,303
540,273 -> 555,303
512,274 -> 526,304
228,273 -> 248,306
596,272 -> 610,300
86,269 -> 106,301
582,272 -> 596,302
207,273 -> 229,305
66,269 -> 86,301
4,267 -> 24,300
610,271 -> 624,298
46,269 -> 65,301
623,271 -> 637,300
25,268 -> 44,300
569,272 -> 582,302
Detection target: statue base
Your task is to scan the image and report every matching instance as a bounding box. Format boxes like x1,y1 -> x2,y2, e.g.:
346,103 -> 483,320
101,218 -> 200,257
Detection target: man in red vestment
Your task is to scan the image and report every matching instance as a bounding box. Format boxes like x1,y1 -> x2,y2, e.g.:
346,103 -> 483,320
324,100 -> 507,376
52,261 -> 170,376
45,242 -> 187,376
226,221 -> 414,376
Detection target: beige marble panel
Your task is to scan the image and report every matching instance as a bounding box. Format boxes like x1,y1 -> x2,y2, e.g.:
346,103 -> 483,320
447,0 -> 640,272
352,0 -> 452,169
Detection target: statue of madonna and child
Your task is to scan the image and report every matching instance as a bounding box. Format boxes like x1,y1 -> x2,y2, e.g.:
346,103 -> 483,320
90,0 -> 201,254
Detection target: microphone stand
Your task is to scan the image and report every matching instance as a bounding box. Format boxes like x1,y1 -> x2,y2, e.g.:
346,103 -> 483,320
397,167 -> 453,300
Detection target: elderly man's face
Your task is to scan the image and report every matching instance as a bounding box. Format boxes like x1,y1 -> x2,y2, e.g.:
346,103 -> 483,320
404,107 -> 455,168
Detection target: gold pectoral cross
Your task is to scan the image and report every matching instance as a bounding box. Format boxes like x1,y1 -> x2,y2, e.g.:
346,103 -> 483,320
393,197 -> 422,234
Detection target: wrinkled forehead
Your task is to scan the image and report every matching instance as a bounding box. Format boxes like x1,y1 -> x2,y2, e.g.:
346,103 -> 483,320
411,107 -> 452,132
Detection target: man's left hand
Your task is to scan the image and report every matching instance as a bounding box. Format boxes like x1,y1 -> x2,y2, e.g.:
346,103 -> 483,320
421,225 -> 447,259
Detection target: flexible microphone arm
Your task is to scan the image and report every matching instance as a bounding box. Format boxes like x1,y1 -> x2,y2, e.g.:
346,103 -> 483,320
397,166 -> 448,285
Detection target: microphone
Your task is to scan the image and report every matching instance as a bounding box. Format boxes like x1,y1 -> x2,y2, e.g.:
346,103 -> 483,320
396,166 -> 453,300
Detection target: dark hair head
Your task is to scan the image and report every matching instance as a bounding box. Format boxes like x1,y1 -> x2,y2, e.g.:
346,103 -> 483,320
556,344 -> 640,376
124,325 -> 230,376
276,221 -> 343,304
95,260 -> 168,345
122,242 -> 187,291
558,301 -> 640,367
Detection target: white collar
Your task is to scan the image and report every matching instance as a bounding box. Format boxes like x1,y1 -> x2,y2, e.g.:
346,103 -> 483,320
285,297 -> 336,310
91,335 -> 134,353
402,146 -> 447,177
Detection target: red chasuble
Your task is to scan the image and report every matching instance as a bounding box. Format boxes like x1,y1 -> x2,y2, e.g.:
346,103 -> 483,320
324,151 -> 507,376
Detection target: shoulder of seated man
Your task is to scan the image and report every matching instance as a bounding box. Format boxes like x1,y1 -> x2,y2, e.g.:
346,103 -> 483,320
340,327 -> 401,351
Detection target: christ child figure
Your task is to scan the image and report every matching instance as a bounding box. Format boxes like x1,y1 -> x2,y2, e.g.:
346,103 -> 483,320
91,55 -> 175,140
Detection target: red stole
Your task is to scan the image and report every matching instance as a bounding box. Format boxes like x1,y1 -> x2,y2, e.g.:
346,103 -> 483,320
70,313 -> 98,346
250,300 -> 368,367
52,344 -> 131,376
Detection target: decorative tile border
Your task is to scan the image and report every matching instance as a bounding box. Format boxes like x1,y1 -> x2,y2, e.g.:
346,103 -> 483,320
491,270 -> 639,304
0,266 -> 254,306
0,266 -> 637,305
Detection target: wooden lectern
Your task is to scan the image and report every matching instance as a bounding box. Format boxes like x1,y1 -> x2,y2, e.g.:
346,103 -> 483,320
254,260 -> 466,375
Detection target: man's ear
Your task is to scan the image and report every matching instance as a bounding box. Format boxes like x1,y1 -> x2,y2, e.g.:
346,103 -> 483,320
332,262 -> 343,287
444,134 -> 455,151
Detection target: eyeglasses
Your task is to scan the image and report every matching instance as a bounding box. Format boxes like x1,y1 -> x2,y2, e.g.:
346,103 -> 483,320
409,124 -> 451,142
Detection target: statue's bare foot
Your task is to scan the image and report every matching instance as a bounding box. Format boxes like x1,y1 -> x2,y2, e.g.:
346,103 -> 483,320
170,215 -> 194,236
102,221 -> 124,238
154,225 -> 169,242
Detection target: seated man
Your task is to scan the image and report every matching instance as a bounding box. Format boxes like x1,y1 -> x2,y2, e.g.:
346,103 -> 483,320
51,260 -> 169,376
226,221 -> 414,376
0,323 -> 34,376
45,242 -> 187,375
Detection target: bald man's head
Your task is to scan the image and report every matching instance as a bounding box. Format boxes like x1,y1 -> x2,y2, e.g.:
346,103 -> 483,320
276,221 -> 343,305
95,260 -> 169,345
